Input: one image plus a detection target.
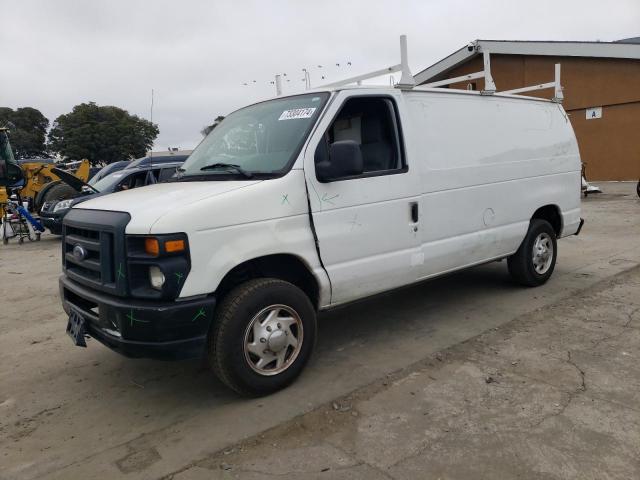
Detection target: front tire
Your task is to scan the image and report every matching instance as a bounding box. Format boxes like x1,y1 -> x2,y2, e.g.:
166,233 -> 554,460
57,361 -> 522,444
508,219 -> 557,287
208,278 -> 317,396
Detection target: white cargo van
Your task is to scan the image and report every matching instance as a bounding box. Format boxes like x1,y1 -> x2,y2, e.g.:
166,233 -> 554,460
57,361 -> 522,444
58,40 -> 582,395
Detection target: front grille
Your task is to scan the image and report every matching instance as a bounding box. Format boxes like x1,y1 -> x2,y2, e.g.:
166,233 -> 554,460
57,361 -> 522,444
62,209 -> 131,296
64,226 -> 114,285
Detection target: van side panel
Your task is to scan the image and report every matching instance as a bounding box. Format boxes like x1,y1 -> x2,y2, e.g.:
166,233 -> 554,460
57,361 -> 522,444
404,92 -> 581,279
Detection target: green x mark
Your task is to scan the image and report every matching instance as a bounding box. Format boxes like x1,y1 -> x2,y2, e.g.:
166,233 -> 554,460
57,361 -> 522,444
126,309 -> 149,327
192,307 -> 206,322
116,263 -> 125,280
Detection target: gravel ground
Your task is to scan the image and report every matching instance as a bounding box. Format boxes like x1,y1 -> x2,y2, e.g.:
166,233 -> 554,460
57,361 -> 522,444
174,266 -> 640,479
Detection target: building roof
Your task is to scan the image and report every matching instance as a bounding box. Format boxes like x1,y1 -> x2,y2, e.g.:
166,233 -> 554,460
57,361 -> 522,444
415,39 -> 640,84
616,37 -> 640,44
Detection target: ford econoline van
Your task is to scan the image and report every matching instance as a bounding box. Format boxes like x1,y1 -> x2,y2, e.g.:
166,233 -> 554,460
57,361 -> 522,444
57,81 -> 583,396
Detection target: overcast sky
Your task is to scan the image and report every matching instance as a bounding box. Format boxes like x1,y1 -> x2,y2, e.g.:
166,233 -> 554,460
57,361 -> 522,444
3,0 -> 639,152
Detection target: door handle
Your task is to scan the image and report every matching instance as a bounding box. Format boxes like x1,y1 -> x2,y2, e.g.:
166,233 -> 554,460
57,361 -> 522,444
410,202 -> 419,223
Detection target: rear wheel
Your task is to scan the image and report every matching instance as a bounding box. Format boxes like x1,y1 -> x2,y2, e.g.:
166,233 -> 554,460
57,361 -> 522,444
208,278 -> 316,396
508,219 -> 557,287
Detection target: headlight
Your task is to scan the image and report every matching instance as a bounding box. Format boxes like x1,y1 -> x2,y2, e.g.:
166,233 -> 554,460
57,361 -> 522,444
53,199 -> 74,212
149,266 -> 165,290
126,233 -> 190,299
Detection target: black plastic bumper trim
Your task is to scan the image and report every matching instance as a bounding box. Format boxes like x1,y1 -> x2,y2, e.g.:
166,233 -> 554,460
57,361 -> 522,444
60,275 -> 216,360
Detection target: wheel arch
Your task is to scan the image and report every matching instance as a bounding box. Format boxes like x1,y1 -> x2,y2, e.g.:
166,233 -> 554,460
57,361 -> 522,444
215,253 -> 321,310
531,204 -> 562,237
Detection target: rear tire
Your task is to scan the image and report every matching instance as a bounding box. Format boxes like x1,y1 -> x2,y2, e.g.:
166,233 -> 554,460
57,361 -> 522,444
208,278 -> 317,396
508,219 -> 557,287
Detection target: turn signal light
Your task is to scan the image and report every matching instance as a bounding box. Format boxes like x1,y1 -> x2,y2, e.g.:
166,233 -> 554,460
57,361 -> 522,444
165,239 -> 185,253
144,238 -> 160,256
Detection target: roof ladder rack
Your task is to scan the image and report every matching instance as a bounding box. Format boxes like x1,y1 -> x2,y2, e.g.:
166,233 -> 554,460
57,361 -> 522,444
422,46 -> 563,103
321,35 -> 416,89
320,37 -> 563,103
499,63 -> 564,103
421,50 -> 496,93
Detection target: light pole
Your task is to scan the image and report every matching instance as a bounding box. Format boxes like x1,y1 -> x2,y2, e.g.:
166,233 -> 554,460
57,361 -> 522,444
302,68 -> 311,89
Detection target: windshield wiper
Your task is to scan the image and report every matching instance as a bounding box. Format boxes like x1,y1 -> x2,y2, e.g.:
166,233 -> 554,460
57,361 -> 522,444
200,162 -> 253,179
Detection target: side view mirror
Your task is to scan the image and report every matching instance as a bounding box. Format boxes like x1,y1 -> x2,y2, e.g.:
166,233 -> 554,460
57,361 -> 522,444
316,140 -> 364,182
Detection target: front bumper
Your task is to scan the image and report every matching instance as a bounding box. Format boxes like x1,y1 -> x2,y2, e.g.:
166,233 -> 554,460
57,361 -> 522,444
60,275 -> 216,360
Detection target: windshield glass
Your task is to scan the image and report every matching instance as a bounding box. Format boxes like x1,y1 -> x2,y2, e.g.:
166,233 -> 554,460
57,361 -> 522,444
91,171 -> 128,192
179,93 -> 329,178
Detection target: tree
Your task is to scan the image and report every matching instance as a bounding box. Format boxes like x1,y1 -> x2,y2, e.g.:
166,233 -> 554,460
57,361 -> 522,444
48,102 -> 159,165
201,115 -> 225,136
0,107 -> 49,158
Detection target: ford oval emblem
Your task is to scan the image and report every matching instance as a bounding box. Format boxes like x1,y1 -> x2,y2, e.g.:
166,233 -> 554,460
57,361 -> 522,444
72,244 -> 88,262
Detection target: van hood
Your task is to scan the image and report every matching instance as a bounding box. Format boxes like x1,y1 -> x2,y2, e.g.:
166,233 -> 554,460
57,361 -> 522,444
75,180 -> 262,231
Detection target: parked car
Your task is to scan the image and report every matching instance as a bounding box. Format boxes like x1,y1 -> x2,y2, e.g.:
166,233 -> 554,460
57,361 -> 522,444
40,161 -> 183,234
88,160 -> 131,185
57,84 -> 583,396
124,153 -> 191,170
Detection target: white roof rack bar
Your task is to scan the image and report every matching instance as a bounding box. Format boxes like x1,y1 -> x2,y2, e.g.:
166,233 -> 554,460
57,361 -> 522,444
419,50 -> 494,93
500,81 -> 557,95
397,35 -> 416,87
321,35 -> 415,89
321,64 -> 402,88
482,51 -> 496,93
499,63 -> 564,102
422,70 -> 484,88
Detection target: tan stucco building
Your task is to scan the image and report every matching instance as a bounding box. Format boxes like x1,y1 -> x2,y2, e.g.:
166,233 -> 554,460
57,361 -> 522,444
415,39 -> 640,180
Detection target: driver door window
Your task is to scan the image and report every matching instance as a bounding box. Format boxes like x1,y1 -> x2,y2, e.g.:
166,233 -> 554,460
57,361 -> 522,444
315,96 -> 405,180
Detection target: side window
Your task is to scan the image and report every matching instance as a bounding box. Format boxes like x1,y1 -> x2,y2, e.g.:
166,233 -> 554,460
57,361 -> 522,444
315,97 -> 404,179
158,167 -> 178,182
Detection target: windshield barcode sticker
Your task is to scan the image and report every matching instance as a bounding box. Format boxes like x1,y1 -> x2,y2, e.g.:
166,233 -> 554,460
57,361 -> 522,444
278,108 -> 316,120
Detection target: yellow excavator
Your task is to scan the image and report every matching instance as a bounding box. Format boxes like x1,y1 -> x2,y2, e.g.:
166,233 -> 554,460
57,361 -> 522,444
0,129 -> 91,212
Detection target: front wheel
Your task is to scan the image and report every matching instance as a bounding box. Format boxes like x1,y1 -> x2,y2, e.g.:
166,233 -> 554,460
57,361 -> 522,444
208,278 -> 317,396
507,219 -> 557,287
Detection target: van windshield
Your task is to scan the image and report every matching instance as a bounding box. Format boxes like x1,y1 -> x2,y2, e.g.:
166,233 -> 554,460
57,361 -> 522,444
179,93 -> 329,179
